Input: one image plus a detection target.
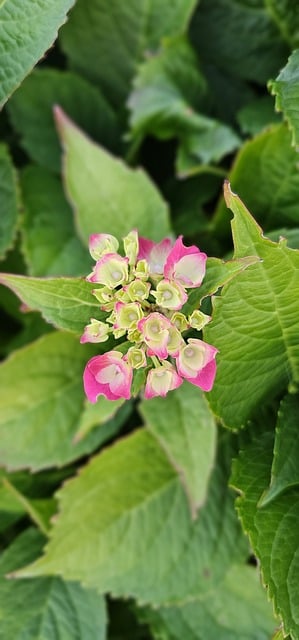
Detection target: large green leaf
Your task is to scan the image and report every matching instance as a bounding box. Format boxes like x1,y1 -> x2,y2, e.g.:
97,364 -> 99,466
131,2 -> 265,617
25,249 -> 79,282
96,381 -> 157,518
204,183 -> 299,428
55,108 -> 171,244
0,274 -> 103,333
139,383 -> 217,517
270,49 -> 299,147
190,0 -> 288,85
231,430 -> 299,639
0,331 -> 130,471
0,528 -> 107,639
213,124 -> 299,240
59,0 -> 197,108
129,37 -> 240,176
139,564 -> 276,640
18,430 -> 248,605
0,0 -> 75,108
20,166 -> 90,277
261,393 -> 299,505
0,144 -> 19,260
7,69 -> 120,173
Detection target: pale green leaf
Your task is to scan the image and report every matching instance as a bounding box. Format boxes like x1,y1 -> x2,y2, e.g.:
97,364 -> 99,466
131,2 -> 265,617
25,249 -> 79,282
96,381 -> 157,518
0,0 -> 75,108
261,393 -> 299,505
0,274 -> 103,333
270,50 -> 299,147
74,396 -> 125,442
0,144 -> 19,259
139,564 -> 276,640
205,183 -> 299,428
20,166 -> 90,277
17,430 -> 248,605
0,528 -> 107,639
2,478 -> 56,536
0,331 -> 129,471
139,383 -> 217,517
7,69 -> 120,173
231,430 -> 299,639
55,108 -> 171,245
59,0 -> 198,107
213,124 -> 299,241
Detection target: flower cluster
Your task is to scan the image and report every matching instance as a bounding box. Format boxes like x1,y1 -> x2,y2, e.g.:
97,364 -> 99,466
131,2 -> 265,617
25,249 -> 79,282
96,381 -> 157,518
81,231 -> 218,401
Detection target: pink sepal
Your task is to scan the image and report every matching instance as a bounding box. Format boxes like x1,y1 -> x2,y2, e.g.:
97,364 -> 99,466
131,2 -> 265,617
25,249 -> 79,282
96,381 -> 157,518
164,236 -> 207,288
138,237 -> 173,274
83,352 -> 132,402
144,365 -> 183,399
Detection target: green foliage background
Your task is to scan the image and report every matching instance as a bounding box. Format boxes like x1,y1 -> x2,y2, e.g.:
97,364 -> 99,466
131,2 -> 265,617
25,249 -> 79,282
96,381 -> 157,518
0,0 -> 299,638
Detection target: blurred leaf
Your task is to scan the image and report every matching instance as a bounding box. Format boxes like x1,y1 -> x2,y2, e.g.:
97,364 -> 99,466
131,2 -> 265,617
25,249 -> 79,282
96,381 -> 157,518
270,49 -> 299,146
261,393 -> 299,505
0,331 -> 130,471
55,108 -> 171,244
231,430 -> 299,639
59,0 -> 198,108
205,183 -> 299,428
139,563 -> 276,640
0,528 -> 107,639
213,124 -> 299,241
2,478 -> 56,535
0,144 -> 19,260
139,383 -> 217,517
0,0 -> 75,108
8,69 -> 121,172
237,96 -> 281,135
18,430 -> 248,605
74,396 -> 125,442
0,274 -> 103,333
190,0 -> 288,85
266,0 -> 299,48
20,165 -> 90,276
129,37 -> 240,176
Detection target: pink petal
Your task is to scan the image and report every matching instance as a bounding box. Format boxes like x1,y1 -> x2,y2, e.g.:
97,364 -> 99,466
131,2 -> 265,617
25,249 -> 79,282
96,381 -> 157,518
138,237 -> 173,274
186,359 -> 217,392
164,236 -> 207,287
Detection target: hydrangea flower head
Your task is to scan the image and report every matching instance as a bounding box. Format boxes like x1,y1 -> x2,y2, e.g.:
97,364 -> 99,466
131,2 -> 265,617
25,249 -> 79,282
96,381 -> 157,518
81,230 -> 218,402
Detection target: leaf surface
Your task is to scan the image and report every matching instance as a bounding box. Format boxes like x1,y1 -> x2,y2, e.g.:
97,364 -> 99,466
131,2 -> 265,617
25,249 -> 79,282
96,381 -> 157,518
0,331 -> 129,471
205,184 -> 299,428
231,430 -> 299,639
17,430 -> 248,605
59,0 -> 197,107
0,274 -> 102,333
20,166 -> 90,277
139,383 -> 217,516
0,0 -> 75,107
55,108 -> 171,244
0,528 -> 107,639
8,69 -> 120,172
0,144 -> 19,260
270,49 -> 299,146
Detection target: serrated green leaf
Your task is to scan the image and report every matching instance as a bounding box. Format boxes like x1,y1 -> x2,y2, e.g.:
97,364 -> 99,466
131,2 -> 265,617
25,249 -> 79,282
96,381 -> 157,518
0,0 -> 75,108
20,166 -> 90,277
0,274 -> 103,333
190,0 -> 288,85
139,383 -> 217,517
139,564 -> 276,640
213,124 -> 299,241
182,255 -> 259,316
59,0 -> 197,108
17,430 -> 248,605
270,50 -> 299,147
205,184 -> 299,429
0,528 -> 107,639
231,430 -> 299,639
0,144 -> 19,260
55,108 -> 171,245
261,393 -> 299,505
2,478 -> 56,535
0,331 -> 129,471
7,69 -> 120,173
